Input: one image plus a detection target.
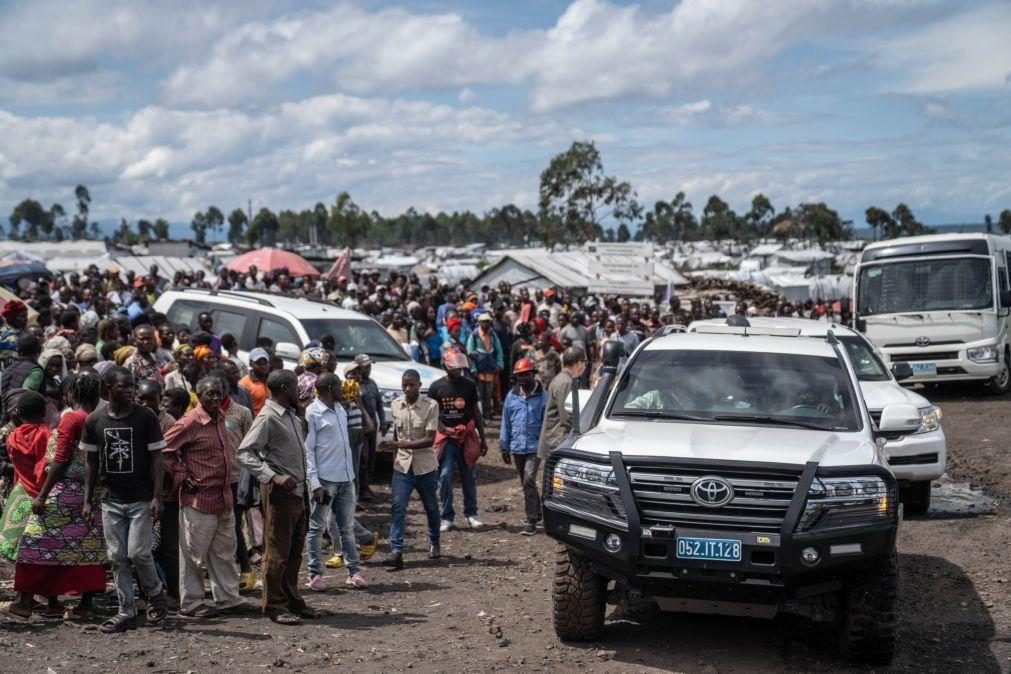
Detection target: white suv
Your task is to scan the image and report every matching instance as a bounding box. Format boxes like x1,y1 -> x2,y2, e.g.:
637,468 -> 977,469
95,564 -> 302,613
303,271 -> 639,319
690,317 -> 945,514
153,289 -> 445,418
546,326 -> 920,663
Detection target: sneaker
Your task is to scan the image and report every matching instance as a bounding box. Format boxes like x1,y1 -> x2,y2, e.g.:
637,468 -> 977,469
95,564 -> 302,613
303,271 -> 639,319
439,520 -> 453,532
466,516 -> 483,529
520,521 -> 536,536
324,554 -> 345,569
306,575 -> 327,592
345,573 -> 369,589
383,552 -> 404,570
358,532 -> 379,560
239,571 -> 256,592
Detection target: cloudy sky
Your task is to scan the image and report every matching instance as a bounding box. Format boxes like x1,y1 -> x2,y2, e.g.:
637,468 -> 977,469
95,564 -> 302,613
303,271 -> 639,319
1,0 -> 1009,233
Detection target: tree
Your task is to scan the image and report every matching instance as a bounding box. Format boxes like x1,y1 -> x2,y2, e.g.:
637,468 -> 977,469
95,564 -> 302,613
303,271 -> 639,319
9,198 -> 46,240
45,203 -> 66,239
190,211 -> 208,244
327,192 -> 370,248
227,208 -> 248,245
152,218 -> 170,240
73,185 -> 91,240
205,206 -> 224,241
891,203 -> 931,238
114,217 -> 138,245
538,141 -> 641,244
865,206 -> 894,241
795,202 -> 849,244
640,192 -> 697,243
984,214 -> 993,234
249,207 -> 279,247
745,193 -> 775,239
616,223 -> 630,242
700,195 -> 739,240
137,219 -> 152,241
999,209 -> 1011,235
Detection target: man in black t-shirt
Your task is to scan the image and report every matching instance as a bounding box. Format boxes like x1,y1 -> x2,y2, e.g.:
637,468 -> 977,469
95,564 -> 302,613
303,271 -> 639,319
82,366 -> 169,632
429,349 -> 487,532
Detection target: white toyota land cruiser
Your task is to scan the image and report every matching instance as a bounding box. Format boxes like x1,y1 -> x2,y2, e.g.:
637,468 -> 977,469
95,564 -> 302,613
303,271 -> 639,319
545,324 -> 918,664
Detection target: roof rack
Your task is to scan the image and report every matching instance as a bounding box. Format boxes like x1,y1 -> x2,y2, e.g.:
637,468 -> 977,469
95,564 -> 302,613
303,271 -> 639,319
692,324 -> 802,338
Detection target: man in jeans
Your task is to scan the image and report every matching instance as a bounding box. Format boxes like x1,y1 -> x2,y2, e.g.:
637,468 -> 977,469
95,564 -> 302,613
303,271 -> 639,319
304,372 -> 368,591
82,367 -> 169,632
380,369 -> 440,569
499,358 -> 547,536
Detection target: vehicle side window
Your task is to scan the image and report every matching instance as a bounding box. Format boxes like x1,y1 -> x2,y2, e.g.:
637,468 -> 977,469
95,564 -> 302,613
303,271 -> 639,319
257,316 -> 300,349
211,309 -> 249,347
999,264 -> 1009,294
165,301 -> 201,329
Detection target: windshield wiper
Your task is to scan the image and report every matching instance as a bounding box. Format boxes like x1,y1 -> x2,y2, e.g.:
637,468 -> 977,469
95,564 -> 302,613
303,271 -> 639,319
710,413 -> 845,432
613,410 -> 713,422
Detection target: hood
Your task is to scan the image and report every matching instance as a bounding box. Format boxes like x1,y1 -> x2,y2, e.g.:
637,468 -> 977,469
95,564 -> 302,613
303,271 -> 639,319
859,379 -> 930,412
363,360 -> 445,392
863,312 -> 988,345
572,419 -> 881,469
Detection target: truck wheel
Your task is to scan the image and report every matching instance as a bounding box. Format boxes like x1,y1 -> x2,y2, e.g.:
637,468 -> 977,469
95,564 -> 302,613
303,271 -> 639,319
901,480 -> 932,516
553,544 -> 606,641
839,553 -> 898,664
985,352 -> 1011,395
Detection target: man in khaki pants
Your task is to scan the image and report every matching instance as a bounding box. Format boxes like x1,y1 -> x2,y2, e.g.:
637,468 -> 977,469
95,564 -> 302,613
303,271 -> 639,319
163,377 -> 246,617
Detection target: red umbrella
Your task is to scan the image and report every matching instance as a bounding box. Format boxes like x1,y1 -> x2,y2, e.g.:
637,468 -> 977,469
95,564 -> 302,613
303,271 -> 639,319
225,247 -> 320,277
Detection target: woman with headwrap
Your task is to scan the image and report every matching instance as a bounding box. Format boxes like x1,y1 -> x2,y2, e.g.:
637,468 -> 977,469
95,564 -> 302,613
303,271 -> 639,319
164,344 -> 198,410
37,349 -> 67,428
0,299 -> 29,364
11,375 -> 107,621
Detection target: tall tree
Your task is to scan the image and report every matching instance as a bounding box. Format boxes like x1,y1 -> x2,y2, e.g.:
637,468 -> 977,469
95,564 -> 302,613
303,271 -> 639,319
249,207 -> 279,247
205,206 -> 224,241
190,211 -> 208,244
73,185 -> 91,240
538,141 -> 641,244
152,218 -> 170,240
745,193 -> 775,239
616,223 -> 631,242
9,198 -> 46,240
327,192 -> 370,247
700,195 -> 739,240
865,206 -> 894,241
45,203 -> 66,240
795,202 -> 849,244
999,209 -> 1011,236
227,208 -> 248,245
137,219 -> 153,241
891,203 -> 931,238
984,213 -> 993,234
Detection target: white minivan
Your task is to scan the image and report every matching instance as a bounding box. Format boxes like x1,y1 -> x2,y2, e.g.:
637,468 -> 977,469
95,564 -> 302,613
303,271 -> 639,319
689,317 -> 944,513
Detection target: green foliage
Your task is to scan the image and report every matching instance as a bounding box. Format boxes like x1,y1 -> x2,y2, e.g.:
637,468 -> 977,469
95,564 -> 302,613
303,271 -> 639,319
538,141 -> 640,246
638,192 -> 697,243
190,211 -> 208,244
794,202 -> 851,245
999,210 -> 1011,236
866,204 -> 933,240
249,207 -> 279,247
700,195 -> 739,240
984,214 -> 993,234
152,218 -> 170,240
227,209 -> 248,245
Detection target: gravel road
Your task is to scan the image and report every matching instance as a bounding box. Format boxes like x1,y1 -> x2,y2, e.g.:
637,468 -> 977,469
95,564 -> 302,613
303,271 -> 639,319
2,386 -> 1009,673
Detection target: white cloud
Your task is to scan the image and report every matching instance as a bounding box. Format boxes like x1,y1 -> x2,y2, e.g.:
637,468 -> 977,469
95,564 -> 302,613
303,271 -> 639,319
663,99 -> 781,127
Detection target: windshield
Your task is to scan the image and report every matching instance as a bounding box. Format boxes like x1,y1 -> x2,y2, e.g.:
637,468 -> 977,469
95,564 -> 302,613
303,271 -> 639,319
840,335 -> 890,381
301,318 -> 409,361
858,257 -> 993,315
609,349 -> 861,432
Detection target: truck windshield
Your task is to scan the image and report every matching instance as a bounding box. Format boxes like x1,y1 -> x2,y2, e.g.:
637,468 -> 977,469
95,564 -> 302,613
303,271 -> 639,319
609,349 -> 861,432
857,257 -> 993,315
301,319 -> 409,361
839,336 -> 890,382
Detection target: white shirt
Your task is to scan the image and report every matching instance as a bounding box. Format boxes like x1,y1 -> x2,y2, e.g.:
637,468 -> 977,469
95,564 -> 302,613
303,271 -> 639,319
304,397 -> 355,489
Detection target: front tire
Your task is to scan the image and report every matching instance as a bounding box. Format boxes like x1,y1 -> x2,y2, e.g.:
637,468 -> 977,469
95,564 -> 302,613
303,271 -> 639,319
985,350 -> 1011,394
552,544 -> 606,641
838,553 -> 898,664
901,480 -> 932,515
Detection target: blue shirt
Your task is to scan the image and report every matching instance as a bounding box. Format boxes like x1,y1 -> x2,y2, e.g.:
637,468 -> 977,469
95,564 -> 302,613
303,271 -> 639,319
304,397 -> 355,489
499,383 -> 547,455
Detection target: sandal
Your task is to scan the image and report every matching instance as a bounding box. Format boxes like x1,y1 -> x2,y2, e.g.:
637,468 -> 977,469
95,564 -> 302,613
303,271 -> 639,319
0,601 -> 34,623
64,605 -> 96,621
145,591 -> 169,624
42,602 -> 66,620
99,615 -> 137,633
290,605 -> 322,619
269,612 -> 301,626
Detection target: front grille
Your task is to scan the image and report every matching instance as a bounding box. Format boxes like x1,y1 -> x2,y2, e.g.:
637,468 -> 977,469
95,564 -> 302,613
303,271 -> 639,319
937,367 -> 967,375
892,351 -> 958,362
884,340 -> 963,348
889,452 -> 939,466
626,463 -> 803,533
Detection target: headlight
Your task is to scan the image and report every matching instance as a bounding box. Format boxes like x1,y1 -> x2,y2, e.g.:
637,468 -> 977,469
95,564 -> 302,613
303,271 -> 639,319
916,405 -> 941,434
545,457 -> 627,526
380,388 -> 400,406
796,476 -> 896,532
967,345 -> 999,363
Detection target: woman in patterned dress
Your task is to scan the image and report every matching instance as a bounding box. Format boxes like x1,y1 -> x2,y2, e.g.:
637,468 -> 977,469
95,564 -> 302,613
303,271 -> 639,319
7,375 -> 107,621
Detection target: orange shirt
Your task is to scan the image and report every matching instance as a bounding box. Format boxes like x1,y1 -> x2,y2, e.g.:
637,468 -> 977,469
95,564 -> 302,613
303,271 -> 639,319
238,375 -> 268,418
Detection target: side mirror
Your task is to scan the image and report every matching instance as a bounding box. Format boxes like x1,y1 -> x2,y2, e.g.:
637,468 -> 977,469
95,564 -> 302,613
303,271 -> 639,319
855,317 -> 867,332
1000,289 -> 1011,309
877,403 -> 921,434
275,341 -> 301,361
600,340 -> 624,372
890,361 -> 913,381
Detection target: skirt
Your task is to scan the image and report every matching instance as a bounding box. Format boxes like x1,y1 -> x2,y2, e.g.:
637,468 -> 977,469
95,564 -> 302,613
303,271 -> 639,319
0,483 -> 33,562
17,478 -> 106,567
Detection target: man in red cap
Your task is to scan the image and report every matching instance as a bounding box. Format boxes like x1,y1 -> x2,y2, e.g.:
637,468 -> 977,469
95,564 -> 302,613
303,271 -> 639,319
498,358 -> 547,535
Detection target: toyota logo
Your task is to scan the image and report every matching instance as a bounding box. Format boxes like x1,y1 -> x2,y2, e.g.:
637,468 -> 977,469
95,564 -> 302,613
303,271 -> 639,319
690,476 -> 733,508
915,336 -> 931,347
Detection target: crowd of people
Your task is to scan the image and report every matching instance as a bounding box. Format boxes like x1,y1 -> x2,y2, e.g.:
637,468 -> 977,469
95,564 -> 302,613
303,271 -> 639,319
0,259 -> 846,630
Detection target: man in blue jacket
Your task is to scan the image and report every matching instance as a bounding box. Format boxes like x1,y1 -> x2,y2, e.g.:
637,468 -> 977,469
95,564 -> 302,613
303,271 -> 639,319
499,357 -> 546,536
466,312 -> 504,420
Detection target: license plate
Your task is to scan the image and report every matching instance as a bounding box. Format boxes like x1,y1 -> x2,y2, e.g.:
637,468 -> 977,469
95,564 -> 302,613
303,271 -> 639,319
911,362 -> 937,375
676,536 -> 742,562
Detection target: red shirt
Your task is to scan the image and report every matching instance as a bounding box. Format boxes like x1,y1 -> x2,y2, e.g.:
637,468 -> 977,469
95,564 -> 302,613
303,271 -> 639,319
238,375 -> 268,417
163,404 -> 233,515
8,423 -> 50,498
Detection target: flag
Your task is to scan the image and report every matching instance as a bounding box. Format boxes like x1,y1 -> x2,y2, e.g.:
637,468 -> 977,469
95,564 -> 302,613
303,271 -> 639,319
663,277 -> 674,304
325,247 -> 351,281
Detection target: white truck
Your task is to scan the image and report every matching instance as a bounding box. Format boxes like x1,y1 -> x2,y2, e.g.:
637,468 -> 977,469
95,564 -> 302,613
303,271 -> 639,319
854,233 -> 1011,394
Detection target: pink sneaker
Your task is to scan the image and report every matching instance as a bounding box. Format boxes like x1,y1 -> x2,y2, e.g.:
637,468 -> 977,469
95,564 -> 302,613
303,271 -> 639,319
307,574 -> 327,592
345,572 -> 369,589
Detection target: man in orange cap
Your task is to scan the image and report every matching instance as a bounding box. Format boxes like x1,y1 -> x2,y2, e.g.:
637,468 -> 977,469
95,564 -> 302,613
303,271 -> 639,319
499,358 -> 546,535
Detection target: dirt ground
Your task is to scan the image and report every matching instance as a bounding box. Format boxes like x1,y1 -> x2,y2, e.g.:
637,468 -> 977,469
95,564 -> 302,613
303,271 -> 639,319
4,385 -> 1011,674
